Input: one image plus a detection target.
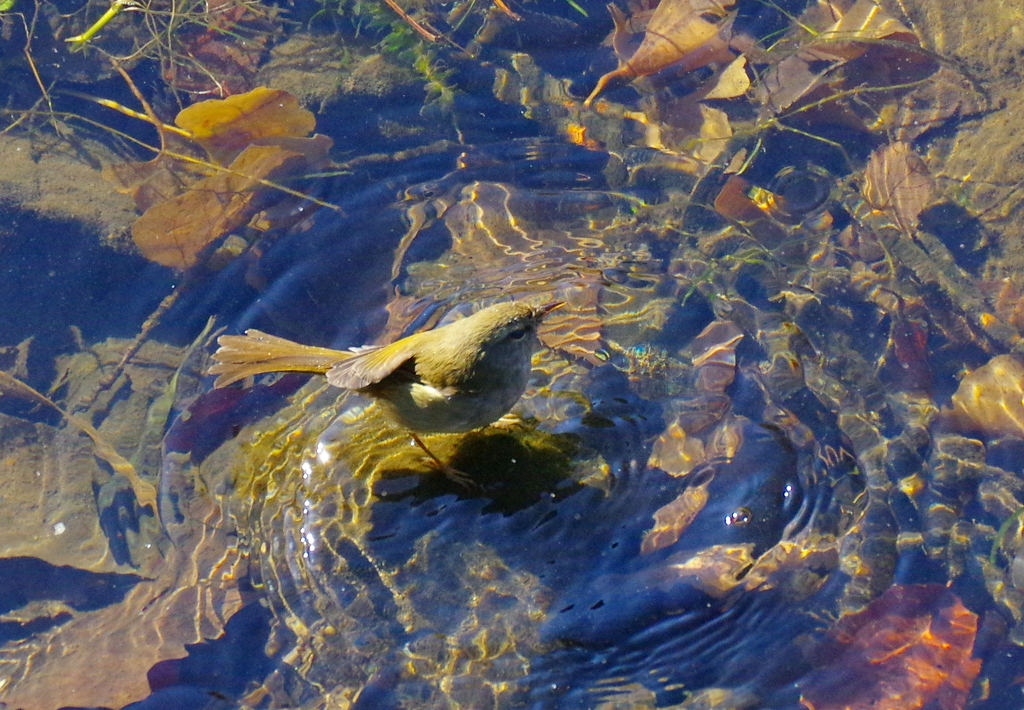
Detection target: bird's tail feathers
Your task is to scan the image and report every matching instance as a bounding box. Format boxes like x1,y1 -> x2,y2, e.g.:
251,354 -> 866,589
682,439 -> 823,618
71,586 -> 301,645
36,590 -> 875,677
208,329 -> 351,388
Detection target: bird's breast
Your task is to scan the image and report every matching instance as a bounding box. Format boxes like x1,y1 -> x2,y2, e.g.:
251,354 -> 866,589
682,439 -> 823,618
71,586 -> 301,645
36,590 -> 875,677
374,379 -> 526,433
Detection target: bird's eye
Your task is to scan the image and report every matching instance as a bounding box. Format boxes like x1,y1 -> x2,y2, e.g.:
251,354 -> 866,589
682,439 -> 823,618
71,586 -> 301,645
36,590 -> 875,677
507,328 -> 528,340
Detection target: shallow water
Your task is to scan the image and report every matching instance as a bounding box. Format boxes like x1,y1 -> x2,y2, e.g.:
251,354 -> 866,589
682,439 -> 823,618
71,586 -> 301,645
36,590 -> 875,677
2,0 -> 1024,708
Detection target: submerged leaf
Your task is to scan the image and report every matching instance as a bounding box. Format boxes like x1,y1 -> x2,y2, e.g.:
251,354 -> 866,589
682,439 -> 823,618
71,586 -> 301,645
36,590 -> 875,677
585,0 -> 736,106
758,0 -> 928,117
798,585 -> 981,710
112,87 -> 334,271
702,55 -> 749,99
863,141 -> 934,234
648,419 -> 706,476
175,87 -> 318,165
131,139 -> 330,270
692,103 -> 732,163
105,155 -> 209,213
642,476 -> 710,552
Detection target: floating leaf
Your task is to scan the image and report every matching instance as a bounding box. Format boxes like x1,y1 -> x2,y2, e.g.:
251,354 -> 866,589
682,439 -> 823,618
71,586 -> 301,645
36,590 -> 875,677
948,354 -> 1024,439
175,87 -> 317,165
585,0 -> 737,106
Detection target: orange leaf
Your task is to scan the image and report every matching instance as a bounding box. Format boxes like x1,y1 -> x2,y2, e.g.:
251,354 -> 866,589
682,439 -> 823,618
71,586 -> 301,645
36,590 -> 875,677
175,87 -> 317,165
642,478 -> 710,553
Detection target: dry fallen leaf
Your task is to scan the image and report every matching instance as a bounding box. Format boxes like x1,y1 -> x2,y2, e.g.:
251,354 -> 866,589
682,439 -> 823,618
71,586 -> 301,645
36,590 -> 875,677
585,0 -> 737,106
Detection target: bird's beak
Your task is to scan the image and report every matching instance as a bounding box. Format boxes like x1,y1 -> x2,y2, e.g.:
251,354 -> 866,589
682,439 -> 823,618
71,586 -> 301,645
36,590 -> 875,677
537,301 -> 565,318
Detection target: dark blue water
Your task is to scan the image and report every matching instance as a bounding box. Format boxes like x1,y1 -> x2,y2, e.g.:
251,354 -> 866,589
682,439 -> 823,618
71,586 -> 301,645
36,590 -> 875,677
2,0 -> 1024,708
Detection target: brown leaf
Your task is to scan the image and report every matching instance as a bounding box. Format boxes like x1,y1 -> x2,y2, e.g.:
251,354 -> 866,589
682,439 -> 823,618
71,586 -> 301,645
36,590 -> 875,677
692,104 -> 733,164
714,175 -> 768,222
663,544 -> 755,597
105,155 -> 209,213
758,0 -> 926,117
112,88 -> 333,272
702,55 -> 750,99
175,87 -> 317,165
863,141 -> 934,234
648,419 -> 706,477
131,143 -> 311,270
688,319 -> 743,394
816,0 -> 918,54
585,0 -> 737,106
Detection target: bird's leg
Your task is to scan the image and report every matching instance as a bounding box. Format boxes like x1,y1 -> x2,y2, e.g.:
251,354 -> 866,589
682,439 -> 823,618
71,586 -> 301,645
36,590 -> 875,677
408,432 -> 477,488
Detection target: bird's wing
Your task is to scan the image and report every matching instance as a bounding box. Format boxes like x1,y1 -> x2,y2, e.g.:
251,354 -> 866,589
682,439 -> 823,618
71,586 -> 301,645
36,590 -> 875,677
325,333 -> 425,390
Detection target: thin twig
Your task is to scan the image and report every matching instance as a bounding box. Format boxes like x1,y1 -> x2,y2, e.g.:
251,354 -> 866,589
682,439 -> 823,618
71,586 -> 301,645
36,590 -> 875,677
109,56 -> 170,152
95,288 -> 183,392
381,0 -> 442,42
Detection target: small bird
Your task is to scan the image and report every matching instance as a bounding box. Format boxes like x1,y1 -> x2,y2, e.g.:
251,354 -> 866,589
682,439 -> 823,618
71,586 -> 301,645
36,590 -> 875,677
208,300 -> 561,480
